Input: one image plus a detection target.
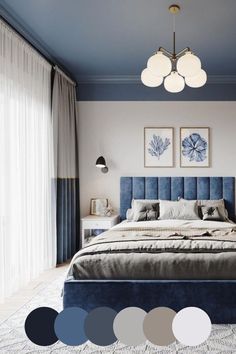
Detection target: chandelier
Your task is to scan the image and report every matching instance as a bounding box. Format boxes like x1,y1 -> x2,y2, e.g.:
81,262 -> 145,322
141,4 -> 207,93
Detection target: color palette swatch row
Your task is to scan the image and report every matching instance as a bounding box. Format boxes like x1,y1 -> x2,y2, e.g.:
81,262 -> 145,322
24,306 -> 212,347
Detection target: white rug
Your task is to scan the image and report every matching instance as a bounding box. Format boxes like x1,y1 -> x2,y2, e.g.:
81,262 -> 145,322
1,272 -> 236,353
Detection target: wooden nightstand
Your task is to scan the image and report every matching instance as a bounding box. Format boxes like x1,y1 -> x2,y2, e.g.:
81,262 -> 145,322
81,214 -> 120,247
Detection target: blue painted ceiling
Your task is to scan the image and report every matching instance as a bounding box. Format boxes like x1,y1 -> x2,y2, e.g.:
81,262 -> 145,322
1,0 -> 236,83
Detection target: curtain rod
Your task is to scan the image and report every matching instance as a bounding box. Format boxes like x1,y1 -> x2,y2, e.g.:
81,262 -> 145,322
54,66 -> 77,86
0,16 -> 77,86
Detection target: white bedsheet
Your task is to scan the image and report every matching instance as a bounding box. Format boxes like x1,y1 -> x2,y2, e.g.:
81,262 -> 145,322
112,219 -> 235,231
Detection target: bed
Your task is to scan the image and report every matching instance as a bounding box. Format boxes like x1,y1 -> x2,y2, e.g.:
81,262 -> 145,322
63,177 -> 236,323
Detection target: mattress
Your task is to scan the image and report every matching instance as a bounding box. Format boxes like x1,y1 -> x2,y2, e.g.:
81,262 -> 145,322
67,219 -> 236,280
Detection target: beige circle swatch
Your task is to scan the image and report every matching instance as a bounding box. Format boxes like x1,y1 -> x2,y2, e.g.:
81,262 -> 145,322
143,307 -> 176,346
113,307 -> 147,346
172,307 -> 212,346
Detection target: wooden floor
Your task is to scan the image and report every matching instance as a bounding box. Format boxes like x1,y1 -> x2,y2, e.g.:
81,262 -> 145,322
0,263 -> 69,322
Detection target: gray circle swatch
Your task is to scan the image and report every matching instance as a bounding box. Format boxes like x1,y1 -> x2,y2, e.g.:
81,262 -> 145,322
84,307 -> 117,346
172,307 -> 212,346
143,307 -> 176,346
54,307 -> 87,346
113,307 -> 147,346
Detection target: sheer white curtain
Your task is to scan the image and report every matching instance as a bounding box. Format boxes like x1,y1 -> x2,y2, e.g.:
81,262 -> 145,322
0,20 -> 56,302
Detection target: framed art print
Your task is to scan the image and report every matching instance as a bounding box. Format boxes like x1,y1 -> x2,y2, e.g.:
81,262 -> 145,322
180,127 -> 210,167
90,198 -> 108,215
144,127 -> 174,167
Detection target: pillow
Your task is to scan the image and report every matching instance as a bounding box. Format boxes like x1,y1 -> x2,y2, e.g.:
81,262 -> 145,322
199,199 -> 229,221
179,198 -> 229,221
126,208 -> 134,221
132,199 -> 159,212
133,200 -> 159,222
201,206 -> 223,221
128,199 -> 159,222
159,200 -> 200,220
131,199 -> 159,210
133,209 -> 158,222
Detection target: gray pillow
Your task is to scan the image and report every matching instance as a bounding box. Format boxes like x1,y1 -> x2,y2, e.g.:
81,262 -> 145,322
179,198 -> 229,221
198,199 -> 228,221
129,199 -> 159,222
133,202 -> 159,222
133,209 -> 158,222
201,206 -> 222,221
159,200 -> 200,220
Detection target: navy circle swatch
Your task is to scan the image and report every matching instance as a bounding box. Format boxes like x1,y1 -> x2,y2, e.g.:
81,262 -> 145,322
84,306 -> 117,346
54,307 -> 88,346
24,307 -> 58,346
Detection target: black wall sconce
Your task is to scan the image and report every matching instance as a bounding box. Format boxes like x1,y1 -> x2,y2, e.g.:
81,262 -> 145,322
96,156 -> 108,173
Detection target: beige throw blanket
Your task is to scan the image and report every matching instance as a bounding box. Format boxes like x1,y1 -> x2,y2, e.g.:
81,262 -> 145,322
67,223 -> 236,281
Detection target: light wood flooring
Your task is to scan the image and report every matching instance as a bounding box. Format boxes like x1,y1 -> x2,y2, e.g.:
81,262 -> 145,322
0,263 -> 69,322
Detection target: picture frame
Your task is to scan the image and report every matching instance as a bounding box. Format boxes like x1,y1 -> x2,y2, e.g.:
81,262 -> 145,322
90,198 -> 108,216
144,127 -> 174,167
180,127 -> 210,168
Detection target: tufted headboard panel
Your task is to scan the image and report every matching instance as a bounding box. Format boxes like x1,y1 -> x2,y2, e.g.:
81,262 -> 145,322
120,177 -> 235,221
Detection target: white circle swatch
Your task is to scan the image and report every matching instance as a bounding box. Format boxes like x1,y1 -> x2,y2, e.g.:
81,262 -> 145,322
113,307 -> 147,346
172,307 -> 212,346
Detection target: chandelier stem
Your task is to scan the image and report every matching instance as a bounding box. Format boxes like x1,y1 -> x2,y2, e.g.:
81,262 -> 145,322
173,31 -> 176,57
172,9 -> 176,58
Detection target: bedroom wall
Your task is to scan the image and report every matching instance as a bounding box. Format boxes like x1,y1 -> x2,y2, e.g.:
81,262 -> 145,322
78,101 -> 236,216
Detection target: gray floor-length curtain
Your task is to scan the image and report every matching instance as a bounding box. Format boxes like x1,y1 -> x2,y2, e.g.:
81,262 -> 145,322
52,67 -> 80,264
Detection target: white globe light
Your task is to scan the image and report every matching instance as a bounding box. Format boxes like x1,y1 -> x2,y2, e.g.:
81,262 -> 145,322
147,51 -> 172,77
141,68 -> 163,87
164,71 -> 185,93
185,69 -> 207,88
177,52 -> 201,77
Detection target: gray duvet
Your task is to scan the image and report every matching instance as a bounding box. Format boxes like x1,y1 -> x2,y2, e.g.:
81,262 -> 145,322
67,220 -> 236,280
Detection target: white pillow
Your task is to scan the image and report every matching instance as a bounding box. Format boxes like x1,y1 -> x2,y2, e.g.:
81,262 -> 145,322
159,200 -> 200,220
126,208 -> 134,221
131,199 -> 159,210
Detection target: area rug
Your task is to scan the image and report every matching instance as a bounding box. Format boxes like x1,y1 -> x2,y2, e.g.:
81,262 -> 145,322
1,271 -> 236,353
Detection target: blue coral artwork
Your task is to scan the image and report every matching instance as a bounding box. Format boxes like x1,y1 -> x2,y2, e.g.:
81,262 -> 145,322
145,128 -> 173,167
148,135 -> 170,159
180,128 -> 210,167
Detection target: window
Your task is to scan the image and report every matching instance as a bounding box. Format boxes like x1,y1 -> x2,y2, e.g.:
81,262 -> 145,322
0,20 -> 56,301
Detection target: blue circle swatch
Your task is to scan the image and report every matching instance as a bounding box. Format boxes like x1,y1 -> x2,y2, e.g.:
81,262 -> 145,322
84,306 -> 117,346
24,307 -> 58,346
54,307 -> 88,346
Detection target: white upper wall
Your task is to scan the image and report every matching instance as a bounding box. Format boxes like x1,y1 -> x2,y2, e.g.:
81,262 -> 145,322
78,101 -> 236,216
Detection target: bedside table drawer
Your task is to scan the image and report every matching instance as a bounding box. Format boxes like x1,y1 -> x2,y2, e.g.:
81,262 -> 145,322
83,220 -> 111,229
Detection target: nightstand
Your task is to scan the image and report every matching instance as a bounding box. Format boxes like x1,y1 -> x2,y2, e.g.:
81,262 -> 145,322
81,214 -> 120,247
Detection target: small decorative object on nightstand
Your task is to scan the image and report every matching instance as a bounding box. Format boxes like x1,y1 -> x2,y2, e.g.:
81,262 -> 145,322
90,198 -> 113,216
81,214 -> 120,248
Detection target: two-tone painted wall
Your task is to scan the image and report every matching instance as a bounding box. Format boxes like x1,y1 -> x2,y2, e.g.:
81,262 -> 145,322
78,101 -> 236,216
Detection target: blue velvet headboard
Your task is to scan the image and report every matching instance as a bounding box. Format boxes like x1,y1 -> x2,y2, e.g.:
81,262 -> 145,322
120,177 -> 235,221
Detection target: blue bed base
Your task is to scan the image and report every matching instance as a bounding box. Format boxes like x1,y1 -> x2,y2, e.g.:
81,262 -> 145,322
63,279 -> 236,323
63,177 -> 236,323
